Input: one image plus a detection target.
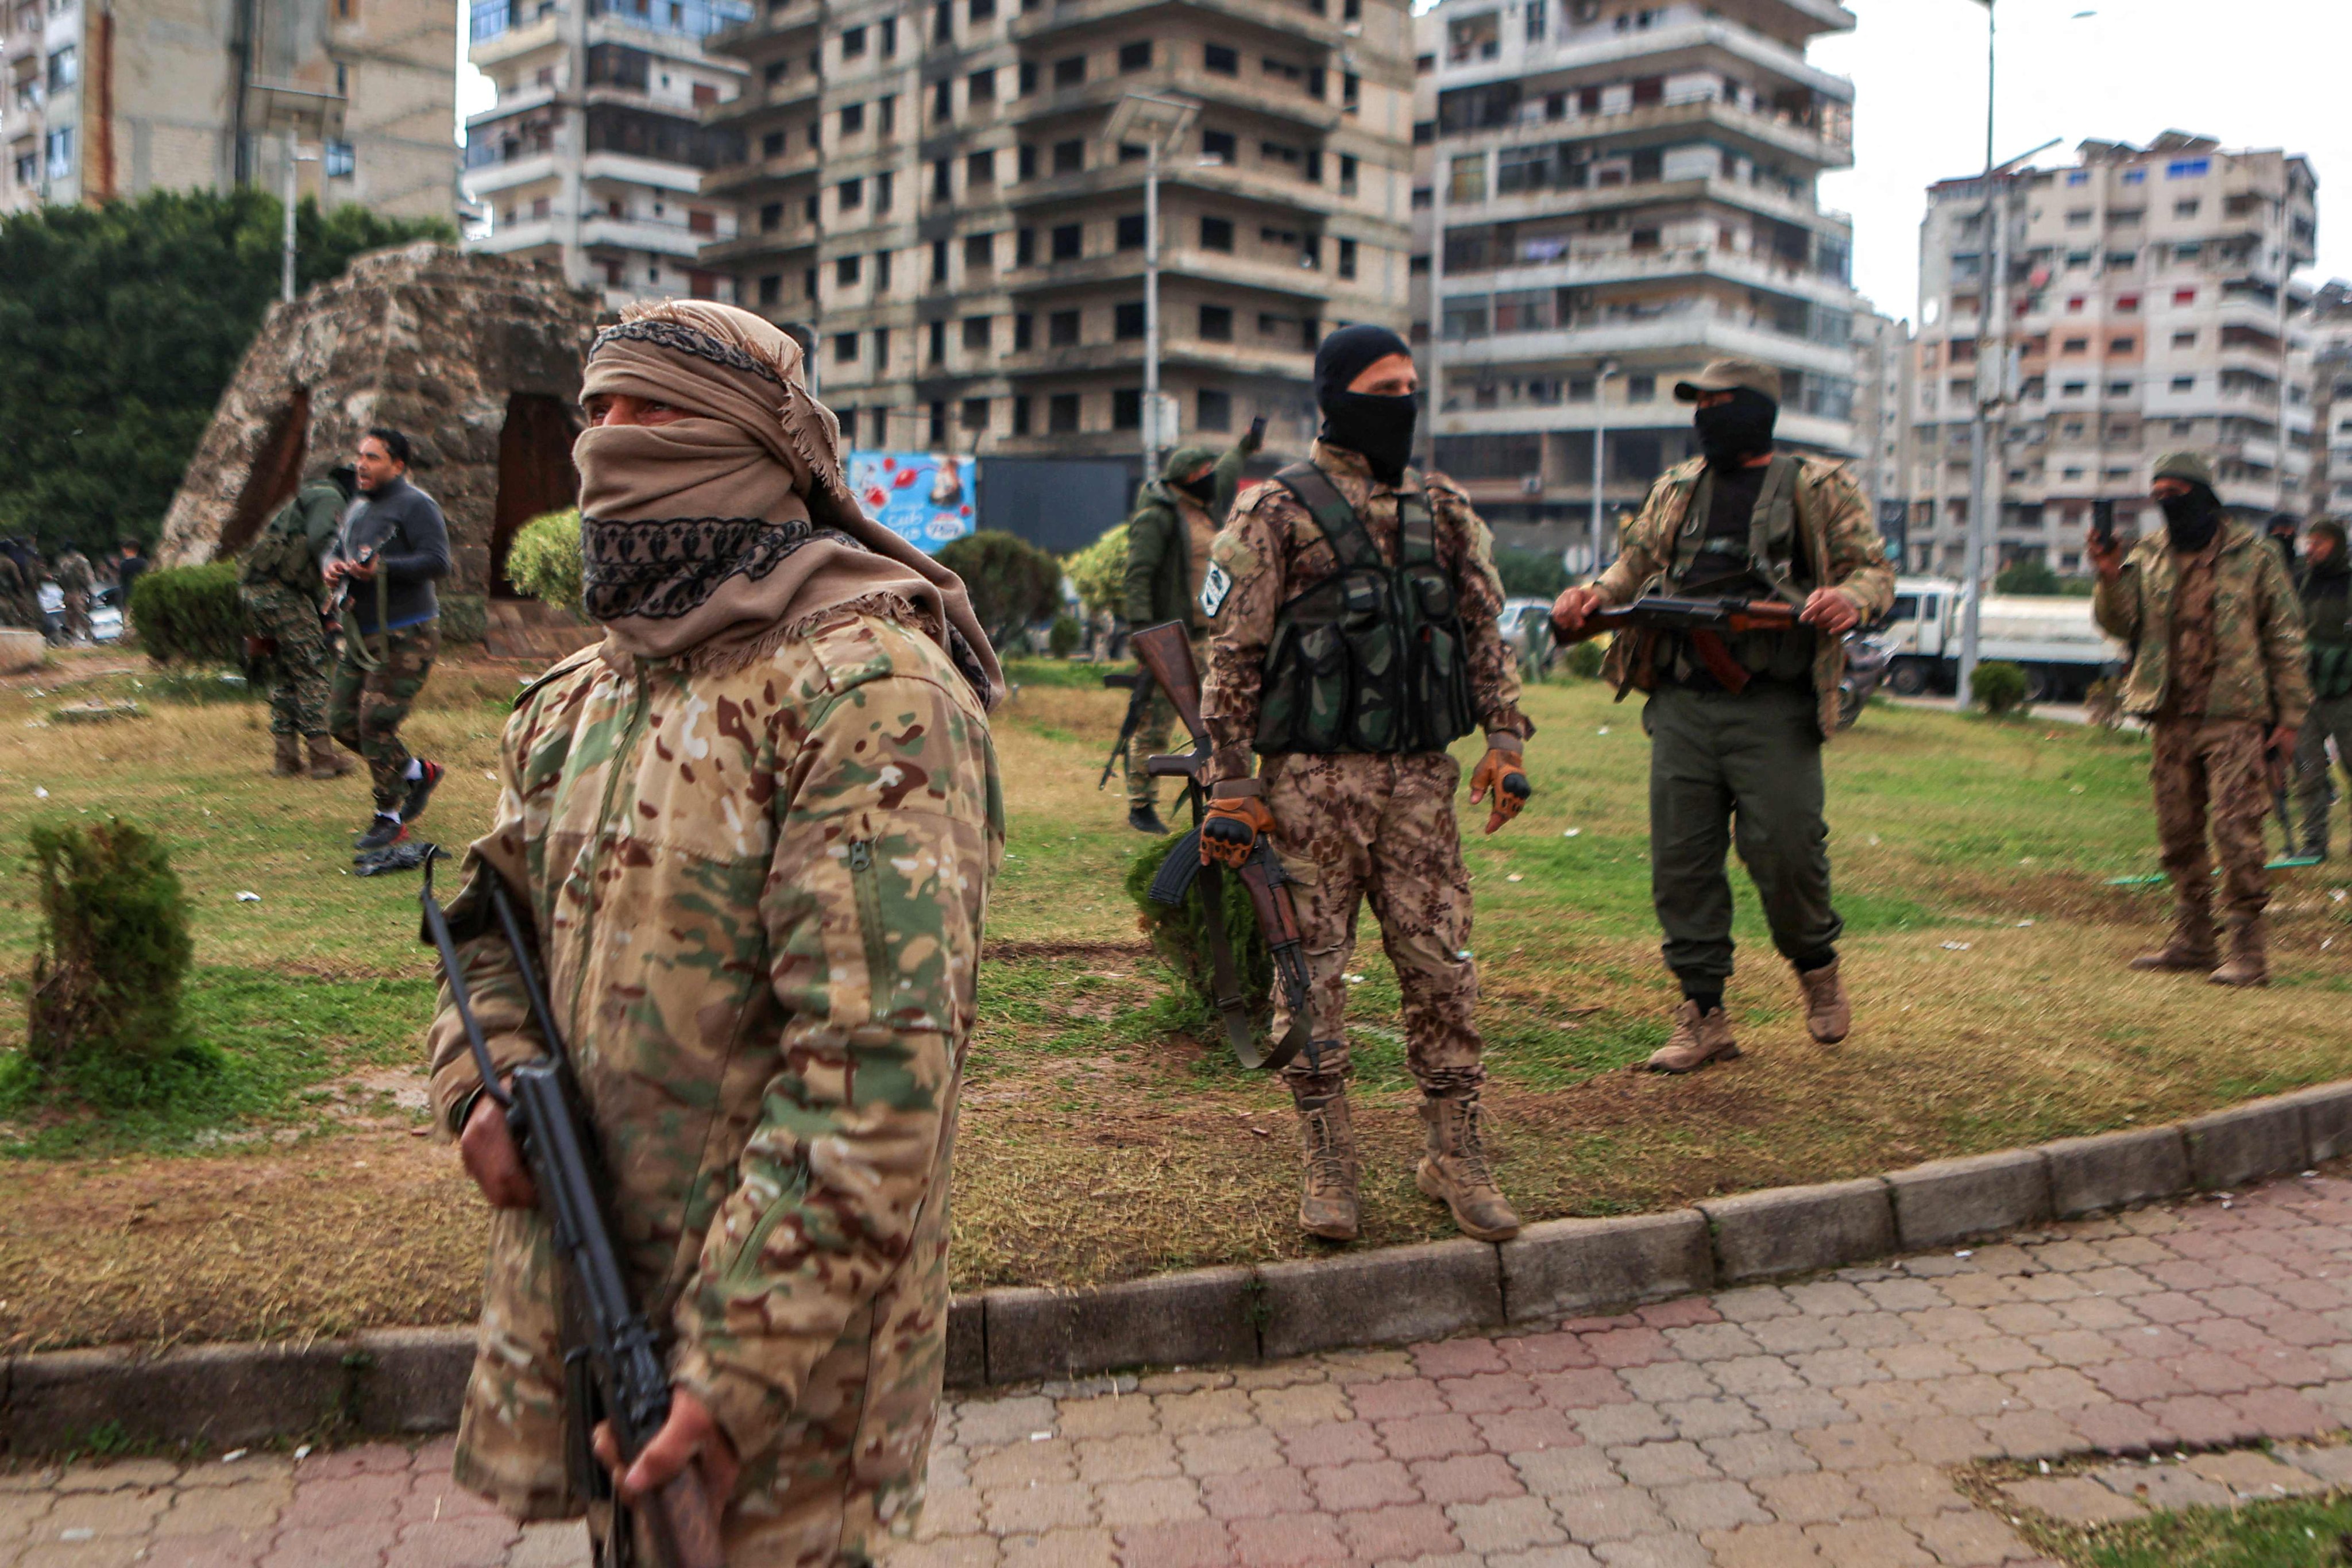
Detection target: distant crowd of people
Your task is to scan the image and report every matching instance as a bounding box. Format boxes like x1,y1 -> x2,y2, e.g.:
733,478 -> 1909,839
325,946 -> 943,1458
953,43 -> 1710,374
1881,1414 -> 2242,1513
0,537 -> 147,644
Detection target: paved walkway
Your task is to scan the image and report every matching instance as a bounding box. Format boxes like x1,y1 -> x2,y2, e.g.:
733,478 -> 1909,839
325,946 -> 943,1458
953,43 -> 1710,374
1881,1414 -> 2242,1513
14,1173 -> 2352,1567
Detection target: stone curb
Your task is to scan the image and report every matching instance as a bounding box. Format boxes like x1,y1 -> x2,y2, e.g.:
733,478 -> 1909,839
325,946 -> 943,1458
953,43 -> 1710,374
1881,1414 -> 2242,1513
3,1082 -> 2341,1454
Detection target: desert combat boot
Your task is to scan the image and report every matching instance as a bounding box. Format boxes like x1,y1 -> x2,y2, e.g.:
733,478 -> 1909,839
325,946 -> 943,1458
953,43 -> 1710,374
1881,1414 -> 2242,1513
1292,1084 -> 1361,1241
307,736 -> 354,779
2129,906 -> 2219,972
272,733 -> 303,777
1644,1001 -> 1741,1073
1418,1094 -> 1520,1242
1795,959 -> 1851,1044
2208,917 -> 2268,988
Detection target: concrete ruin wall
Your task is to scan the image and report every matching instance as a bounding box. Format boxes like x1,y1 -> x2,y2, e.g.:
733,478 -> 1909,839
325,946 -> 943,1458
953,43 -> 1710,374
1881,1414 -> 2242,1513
158,244 -> 603,603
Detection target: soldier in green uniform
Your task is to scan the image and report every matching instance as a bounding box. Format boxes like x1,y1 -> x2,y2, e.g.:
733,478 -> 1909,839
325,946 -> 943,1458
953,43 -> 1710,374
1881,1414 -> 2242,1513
241,465 -> 357,778
1119,423 -> 1260,833
430,301 -> 1002,1565
2089,452 -> 2308,985
2293,520 -> 2351,859
1199,324 -> 1534,1245
52,547 -> 93,643
1552,358 -> 1895,1072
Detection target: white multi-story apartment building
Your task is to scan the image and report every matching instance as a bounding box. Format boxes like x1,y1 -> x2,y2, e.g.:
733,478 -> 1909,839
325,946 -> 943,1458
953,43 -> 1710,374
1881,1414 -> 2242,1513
463,0 -> 750,307
1904,132 -> 2318,577
2300,279 -> 2352,523
1412,0 -> 1862,561
1850,306 -> 1909,526
3,0 -> 454,220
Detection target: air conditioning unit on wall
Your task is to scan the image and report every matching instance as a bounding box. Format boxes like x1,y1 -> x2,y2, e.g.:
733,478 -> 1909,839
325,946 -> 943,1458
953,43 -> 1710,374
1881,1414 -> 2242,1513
1521,474 -> 1545,494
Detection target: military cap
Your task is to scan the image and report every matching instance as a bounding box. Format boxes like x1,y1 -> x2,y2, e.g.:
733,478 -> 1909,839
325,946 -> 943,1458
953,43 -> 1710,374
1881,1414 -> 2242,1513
1674,358 -> 1783,404
2152,451 -> 2216,488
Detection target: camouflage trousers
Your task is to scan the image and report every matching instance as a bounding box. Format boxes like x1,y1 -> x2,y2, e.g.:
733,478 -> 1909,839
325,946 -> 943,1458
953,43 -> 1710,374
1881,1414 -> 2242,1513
58,592 -> 90,642
2293,695 -> 2352,853
1125,635 -> 1208,810
1262,751 -> 1484,1097
240,583 -> 331,739
2150,717 -> 2272,925
329,619 -> 438,813
453,1094 -> 963,1566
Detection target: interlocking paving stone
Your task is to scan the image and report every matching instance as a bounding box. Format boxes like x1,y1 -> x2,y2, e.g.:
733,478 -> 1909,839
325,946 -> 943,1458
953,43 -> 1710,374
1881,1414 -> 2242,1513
21,1180 -> 2352,1563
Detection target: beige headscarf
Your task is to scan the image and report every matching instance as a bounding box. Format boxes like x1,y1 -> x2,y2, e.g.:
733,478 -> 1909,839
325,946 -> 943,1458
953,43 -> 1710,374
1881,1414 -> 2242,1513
574,301 -> 1002,705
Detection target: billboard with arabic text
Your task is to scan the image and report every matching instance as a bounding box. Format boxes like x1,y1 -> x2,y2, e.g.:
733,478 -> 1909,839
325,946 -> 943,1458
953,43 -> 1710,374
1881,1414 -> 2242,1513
847,450 -> 976,555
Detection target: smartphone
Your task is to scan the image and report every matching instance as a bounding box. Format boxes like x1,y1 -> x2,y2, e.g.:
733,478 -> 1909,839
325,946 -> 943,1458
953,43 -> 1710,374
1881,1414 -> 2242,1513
1248,415 -> 1266,446
2091,500 -> 2115,549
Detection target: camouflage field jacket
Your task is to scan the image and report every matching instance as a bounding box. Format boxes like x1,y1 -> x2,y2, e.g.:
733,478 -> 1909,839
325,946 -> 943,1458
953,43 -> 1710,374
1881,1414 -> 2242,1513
2094,520 -> 2309,729
426,609 -> 1002,1484
1593,453 -> 1895,741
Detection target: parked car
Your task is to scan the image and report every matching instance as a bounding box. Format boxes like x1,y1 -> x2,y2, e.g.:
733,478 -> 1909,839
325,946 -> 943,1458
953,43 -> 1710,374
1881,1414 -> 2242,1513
1836,630 -> 1894,730
37,582 -> 123,645
1496,597 -> 1557,675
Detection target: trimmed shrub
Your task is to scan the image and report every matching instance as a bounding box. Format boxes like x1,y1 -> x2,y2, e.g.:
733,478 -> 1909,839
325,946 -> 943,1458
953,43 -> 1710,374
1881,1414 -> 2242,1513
504,508 -> 585,619
24,818 -> 199,1103
131,562 -> 243,666
1563,638 -> 1607,680
1971,659 -> 2031,715
1993,557 -> 2061,596
1494,545 -> 1570,600
1064,523 -> 1129,620
1048,613 -> 1082,658
1125,832 -> 1273,1044
937,530 -> 1064,649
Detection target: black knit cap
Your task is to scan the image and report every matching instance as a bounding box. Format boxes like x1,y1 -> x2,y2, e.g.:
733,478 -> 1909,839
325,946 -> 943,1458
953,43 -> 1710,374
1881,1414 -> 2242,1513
1314,323 -> 1412,410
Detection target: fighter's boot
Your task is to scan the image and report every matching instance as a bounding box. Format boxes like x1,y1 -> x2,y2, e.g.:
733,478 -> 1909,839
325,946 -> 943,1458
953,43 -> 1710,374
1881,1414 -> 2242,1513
1292,1081 -> 1361,1241
307,735 -> 354,779
1127,804 -> 1169,836
2208,917 -> 2269,988
1795,957 -> 1851,1044
2129,906 -> 2219,972
1643,1001 -> 1741,1073
272,733 -> 303,777
1416,1094 -> 1520,1242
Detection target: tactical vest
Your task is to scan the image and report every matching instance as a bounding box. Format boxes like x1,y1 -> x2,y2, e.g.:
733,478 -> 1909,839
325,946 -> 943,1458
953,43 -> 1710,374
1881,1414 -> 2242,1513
241,489 -> 327,594
1253,462 -> 1477,755
1663,454 -> 1817,685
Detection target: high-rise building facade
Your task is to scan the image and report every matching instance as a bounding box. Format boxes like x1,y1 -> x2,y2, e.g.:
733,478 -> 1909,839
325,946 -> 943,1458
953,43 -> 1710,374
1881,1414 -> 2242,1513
1850,306 -> 1910,526
3,0 -> 455,220
698,0 -> 1416,465
1412,0 -> 1861,561
2299,279 -> 2352,523
463,0 -> 750,308
1903,133 -> 2318,577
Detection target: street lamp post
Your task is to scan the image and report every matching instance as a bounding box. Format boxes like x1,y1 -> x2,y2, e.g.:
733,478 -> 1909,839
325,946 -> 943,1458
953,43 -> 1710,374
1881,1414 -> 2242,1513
281,134 -> 320,303
1955,0 -> 1997,709
1590,359 -> 1616,580
1106,92 -> 1199,474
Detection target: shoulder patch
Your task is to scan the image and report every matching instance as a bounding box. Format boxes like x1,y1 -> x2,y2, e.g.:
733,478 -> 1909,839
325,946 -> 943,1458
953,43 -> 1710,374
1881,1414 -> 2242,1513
1199,559 -> 1235,618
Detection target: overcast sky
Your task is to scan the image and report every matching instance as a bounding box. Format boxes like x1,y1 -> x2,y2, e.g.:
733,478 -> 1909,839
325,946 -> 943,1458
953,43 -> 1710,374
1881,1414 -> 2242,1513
1814,0 -> 2352,325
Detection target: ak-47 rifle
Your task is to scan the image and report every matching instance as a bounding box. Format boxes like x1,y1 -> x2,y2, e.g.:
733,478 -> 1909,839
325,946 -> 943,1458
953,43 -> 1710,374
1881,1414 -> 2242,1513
1097,669 -> 1154,790
1125,620 -> 1311,1071
421,859 -> 725,1568
1556,593 -> 1801,696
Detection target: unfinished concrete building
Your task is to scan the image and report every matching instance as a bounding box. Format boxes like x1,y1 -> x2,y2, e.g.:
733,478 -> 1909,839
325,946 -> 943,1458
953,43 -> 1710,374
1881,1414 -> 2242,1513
157,245 -> 600,623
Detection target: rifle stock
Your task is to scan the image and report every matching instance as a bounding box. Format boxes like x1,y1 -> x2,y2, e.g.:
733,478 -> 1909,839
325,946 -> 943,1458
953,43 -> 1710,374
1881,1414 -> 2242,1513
1129,623 -> 1206,750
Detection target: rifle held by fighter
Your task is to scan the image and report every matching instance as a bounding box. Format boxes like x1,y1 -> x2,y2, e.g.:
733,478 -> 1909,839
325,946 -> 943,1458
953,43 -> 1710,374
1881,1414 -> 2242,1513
422,860 -> 725,1568
1125,620 -> 1312,1071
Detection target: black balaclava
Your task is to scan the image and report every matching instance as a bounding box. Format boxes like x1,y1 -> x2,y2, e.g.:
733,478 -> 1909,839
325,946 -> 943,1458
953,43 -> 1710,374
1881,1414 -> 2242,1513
1314,323 -> 1417,485
1694,388 -> 1779,470
328,464 -> 359,504
1173,471 -> 1218,505
2161,482 -> 2222,553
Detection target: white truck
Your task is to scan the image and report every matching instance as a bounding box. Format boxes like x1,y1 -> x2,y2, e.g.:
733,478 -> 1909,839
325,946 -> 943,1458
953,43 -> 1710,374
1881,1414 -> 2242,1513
1877,576 -> 2127,702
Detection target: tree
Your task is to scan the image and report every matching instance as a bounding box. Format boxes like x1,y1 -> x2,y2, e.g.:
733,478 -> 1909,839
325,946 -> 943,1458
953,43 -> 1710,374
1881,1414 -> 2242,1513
0,190 -> 453,557
1993,557 -> 2063,596
936,530 -> 1064,648
1493,545 -> 1569,600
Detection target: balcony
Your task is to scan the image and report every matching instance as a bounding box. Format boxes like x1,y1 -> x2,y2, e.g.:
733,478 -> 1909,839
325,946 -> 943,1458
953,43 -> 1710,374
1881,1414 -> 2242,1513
1453,172 -> 1848,241
1437,19 -> 1853,106
1439,241 -> 1853,308
1437,306 -> 1855,380
699,224 -> 819,265
999,157 -> 1382,231
1009,0 -> 1343,53
1005,65 -> 1342,137
462,148 -> 558,195
994,244 -> 1345,305
1435,88 -> 1852,173
700,140 -> 820,196
705,0 -> 820,55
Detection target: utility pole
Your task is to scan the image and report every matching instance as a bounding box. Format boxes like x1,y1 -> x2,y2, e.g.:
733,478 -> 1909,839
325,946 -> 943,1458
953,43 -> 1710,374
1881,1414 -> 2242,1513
1427,147 -> 1448,472
1955,0 -> 1996,708
1590,359 -> 1616,580
1106,92 -> 1196,474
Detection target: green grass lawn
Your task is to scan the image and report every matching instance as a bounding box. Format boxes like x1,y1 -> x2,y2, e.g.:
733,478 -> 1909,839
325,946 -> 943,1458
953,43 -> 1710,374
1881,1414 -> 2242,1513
2056,1495 -> 2352,1568
2,648 -> 2351,1350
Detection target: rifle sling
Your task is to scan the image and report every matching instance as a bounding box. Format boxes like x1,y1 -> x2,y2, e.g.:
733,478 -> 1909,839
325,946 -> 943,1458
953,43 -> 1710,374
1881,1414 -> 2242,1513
1192,860 -> 1263,1066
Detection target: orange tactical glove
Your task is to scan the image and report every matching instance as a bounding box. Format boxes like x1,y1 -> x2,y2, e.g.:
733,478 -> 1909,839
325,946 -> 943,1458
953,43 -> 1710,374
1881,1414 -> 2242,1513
1467,739 -> 1531,836
1201,788 -> 1277,868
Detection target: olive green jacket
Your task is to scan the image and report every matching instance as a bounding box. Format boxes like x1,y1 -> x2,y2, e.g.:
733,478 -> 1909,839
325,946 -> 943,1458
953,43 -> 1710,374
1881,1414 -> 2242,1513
1594,453 -> 1895,741
1122,442 -> 1251,629
2094,520 -> 2309,728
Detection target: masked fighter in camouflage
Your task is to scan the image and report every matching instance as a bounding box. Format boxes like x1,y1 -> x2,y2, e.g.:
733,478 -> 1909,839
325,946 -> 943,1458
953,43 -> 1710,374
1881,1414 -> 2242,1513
1198,324 -> 1533,1245
427,301 -> 1004,1564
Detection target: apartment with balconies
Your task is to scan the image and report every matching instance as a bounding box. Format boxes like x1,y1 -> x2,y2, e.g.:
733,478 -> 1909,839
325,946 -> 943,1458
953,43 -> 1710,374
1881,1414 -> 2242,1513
2298,279 -> 2352,524
1412,0 -> 1860,559
1903,133 -> 2319,578
3,0 -> 453,219
464,0 -> 749,307
699,0 -> 1414,467
1850,306 -> 1910,529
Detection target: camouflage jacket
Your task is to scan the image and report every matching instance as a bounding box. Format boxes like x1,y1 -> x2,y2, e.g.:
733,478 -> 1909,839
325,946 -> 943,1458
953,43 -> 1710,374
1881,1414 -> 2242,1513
1199,441 -> 1531,784
2094,519 -> 2309,728
1594,453 -> 1895,741
53,550 -> 91,595
1123,441 -> 1250,628
426,610 -> 1002,1501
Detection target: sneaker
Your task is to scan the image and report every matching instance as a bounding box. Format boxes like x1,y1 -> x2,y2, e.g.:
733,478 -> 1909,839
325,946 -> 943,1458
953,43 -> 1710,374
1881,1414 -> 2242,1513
354,814 -> 407,855
1127,804 -> 1169,836
399,759 -> 445,823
